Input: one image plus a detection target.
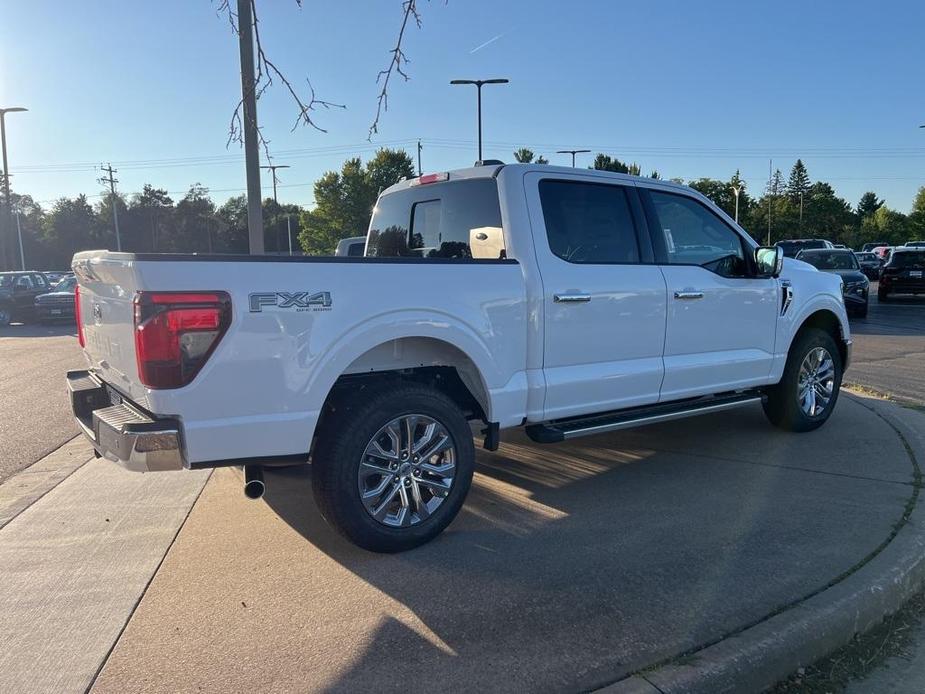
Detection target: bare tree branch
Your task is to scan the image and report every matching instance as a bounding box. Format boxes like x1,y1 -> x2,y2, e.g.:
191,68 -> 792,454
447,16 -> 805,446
369,0 -> 423,140
216,0 -> 344,160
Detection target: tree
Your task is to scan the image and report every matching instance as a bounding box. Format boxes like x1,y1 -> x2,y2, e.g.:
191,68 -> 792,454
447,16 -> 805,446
591,154 -> 629,173
299,148 -> 414,255
42,195 -> 101,268
649,170 -> 661,180
127,184 -> 174,252
174,184 -> 216,253
787,159 -> 811,200
768,169 -> 787,196
911,187 -> 925,215
513,148 -> 548,164
687,177 -> 750,222
857,191 -> 884,219
513,148 -> 535,163
859,206 -> 909,247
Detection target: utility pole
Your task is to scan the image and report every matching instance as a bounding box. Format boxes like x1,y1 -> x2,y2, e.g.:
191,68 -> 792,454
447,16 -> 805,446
767,158 -> 772,246
556,149 -> 591,168
260,164 -> 290,205
99,163 -> 122,251
417,139 -> 423,176
260,164 -> 289,253
287,214 -> 293,256
799,191 -> 804,227
731,185 -> 741,223
450,78 -> 509,162
1,106 -> 28,271
15,212 -> 25,270
237,0 -> 264,255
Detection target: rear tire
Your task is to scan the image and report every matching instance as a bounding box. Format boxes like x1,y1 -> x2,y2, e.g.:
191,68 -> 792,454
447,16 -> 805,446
878,287 -> 889,302
311,383 -> 475,553
763,328 -> 842,433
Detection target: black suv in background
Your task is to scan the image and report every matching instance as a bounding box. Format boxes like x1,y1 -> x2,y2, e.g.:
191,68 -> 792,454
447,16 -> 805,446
0,271 -> 54,326
796,249 -> 869,317
879,249 -> 925,301
776,238 -> 834,258
854,252 -> 882,280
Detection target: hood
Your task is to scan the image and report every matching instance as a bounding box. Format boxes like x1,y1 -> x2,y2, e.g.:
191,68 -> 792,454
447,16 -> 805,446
819,268 -> 867,283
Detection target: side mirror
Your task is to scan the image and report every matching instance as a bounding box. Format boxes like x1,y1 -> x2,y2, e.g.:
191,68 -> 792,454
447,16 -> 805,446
755,246 -> 783,278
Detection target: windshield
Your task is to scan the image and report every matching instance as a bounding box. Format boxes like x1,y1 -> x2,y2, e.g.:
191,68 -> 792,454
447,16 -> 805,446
855,253 -> 877,261
890,251 -> 925,268
799,251 -> 859,270
54,276 -> 77,291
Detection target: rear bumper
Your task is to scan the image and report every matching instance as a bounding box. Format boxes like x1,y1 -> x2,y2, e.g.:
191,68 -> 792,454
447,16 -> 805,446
67,370 -> 185,472
35,305 -> 75,320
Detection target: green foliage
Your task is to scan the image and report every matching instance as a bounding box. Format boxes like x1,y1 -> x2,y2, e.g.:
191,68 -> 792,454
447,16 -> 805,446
535,155 -> 549,165
513,148 -> 535,163
298,148 -> 415,255
857,191 -> 884,219
591,154 -> 630,173
787,159 -> 811,199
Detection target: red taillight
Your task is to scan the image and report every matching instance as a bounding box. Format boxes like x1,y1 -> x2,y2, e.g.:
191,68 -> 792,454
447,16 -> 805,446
134,291 -> 231,389
410,172 -> 449,186
75,285 -> 86,348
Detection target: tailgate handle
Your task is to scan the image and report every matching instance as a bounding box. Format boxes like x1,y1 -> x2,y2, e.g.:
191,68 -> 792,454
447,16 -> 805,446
554,293 -> 591,303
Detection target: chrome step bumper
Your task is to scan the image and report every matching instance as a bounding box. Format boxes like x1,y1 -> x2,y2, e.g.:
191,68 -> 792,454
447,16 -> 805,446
67,370 -> 185,472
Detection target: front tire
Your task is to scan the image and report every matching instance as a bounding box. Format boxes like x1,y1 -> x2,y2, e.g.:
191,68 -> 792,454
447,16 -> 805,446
311,383 -> 475,552
763,328 -> 842,432
0,307 -> 10,326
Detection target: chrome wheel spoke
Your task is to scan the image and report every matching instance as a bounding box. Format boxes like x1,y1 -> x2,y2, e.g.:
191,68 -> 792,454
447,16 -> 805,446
358,413 -> 456,528
797,346 -> 835,417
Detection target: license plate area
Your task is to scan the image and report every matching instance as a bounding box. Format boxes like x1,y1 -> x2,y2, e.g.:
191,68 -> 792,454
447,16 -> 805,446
106,385 -> 123,406
909,270 -> 923,278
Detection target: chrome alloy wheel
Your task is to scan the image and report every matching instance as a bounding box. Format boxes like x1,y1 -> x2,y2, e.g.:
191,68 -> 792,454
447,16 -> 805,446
798,346 -> 835,417
358,414 -> 457,528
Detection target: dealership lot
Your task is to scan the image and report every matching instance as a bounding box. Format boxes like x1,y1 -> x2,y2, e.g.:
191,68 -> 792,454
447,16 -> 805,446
0,287 -> 922,692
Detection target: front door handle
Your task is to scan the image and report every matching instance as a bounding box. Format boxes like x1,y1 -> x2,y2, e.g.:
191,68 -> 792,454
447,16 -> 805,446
554,293 -> 592,303
674,290 -> 704,300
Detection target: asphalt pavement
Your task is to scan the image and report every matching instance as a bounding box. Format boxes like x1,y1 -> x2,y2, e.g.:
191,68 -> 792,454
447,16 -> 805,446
848,282 -> 925,405
0,288 -> 922,693
0,323 -> 85,482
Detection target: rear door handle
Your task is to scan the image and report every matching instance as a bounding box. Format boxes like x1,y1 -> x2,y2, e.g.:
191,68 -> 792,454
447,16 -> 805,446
673,290 -> 704,300
554,293 -> 592,303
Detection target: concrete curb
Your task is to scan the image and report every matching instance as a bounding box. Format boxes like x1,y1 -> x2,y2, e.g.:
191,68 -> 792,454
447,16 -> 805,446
599,393 -> 925,694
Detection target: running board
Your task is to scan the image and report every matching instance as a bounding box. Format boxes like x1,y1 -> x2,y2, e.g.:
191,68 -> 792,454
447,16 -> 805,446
525,392 -> 765,443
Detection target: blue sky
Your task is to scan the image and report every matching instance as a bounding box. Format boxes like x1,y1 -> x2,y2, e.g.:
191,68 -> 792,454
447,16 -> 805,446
2,0 -> 924,213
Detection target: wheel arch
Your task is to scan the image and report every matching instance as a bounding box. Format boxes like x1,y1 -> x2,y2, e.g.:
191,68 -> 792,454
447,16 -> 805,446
791,308 -> 850,368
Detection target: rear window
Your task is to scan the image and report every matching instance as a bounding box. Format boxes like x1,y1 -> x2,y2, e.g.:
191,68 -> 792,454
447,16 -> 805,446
366,179 -> 503,259
890,251 -> 925,268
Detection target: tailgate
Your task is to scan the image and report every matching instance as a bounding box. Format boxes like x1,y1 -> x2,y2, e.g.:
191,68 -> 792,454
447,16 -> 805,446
72,252 -> 146,403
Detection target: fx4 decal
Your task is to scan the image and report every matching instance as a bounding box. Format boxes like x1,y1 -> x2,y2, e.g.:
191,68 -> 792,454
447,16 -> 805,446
249,291 -> 333,313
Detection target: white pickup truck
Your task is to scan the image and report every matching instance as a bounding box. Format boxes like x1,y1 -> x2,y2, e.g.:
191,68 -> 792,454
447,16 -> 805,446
68,164 -> 851,552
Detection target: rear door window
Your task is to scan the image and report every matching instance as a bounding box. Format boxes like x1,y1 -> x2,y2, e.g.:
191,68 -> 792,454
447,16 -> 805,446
538,180 -> 640,264
366,179 -> 503,259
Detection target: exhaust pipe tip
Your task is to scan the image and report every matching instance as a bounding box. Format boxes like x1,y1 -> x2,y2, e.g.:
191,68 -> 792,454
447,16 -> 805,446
243,479 -> 265,500
243,465 -> 265,500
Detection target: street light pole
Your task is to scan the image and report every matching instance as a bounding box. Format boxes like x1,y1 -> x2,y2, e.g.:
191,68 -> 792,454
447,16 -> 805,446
450,78 -> 509,162
731,185 -> 741,223
0,106 -> 28,271
15,212 -> 25,270
556,149 -> 591,168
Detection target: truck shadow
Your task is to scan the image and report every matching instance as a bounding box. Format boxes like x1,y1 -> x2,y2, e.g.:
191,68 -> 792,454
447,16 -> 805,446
259,401 -> 908,692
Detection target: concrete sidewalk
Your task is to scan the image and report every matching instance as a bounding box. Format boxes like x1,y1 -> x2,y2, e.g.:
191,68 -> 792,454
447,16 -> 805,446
0,451 -> 209,693
90,395 -> 918,693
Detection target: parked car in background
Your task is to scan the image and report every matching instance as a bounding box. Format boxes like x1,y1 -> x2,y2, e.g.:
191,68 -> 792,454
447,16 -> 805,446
796,249 -> 869,317
878,248 -> 925,301
854,252 -> 882,280
0,271 -> 54,326
905,241 -> 925,248
776,238 -> 834,258
872,246 -> 895,264
861,242 -> 889,253
43,270 -> 70,284
334,236 -> 367,257
35,274 -> 78,323
69,163 -> 851,552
